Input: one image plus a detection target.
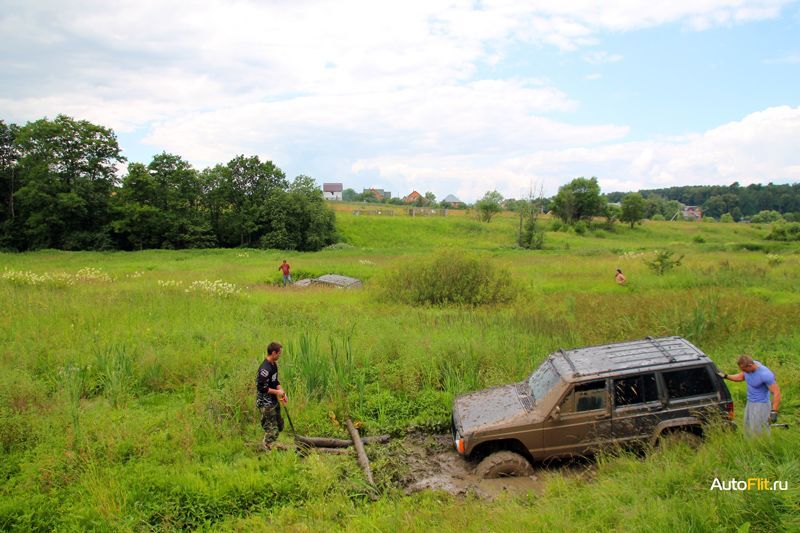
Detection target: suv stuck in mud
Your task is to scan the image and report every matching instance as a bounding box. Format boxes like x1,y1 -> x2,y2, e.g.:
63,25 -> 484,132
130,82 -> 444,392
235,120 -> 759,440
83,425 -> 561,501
451,336 -> 734,477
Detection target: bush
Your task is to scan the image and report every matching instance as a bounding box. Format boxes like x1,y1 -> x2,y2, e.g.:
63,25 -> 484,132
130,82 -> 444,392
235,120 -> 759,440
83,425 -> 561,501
720,213 -> 734,223
750,210 -> 783,224
574,220 -> 588,235
765,222 -> 800,241
651,214 -> 665,221
644,250 -> 684,275
380,250 -> 517,306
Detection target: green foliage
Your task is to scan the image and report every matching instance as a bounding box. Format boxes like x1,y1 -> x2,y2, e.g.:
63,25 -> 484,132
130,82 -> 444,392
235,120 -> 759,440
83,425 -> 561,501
651,213 -> 666,221
2,118 -> 336,252
765,222 -> 800,241
475,190 -> 503,223
381,250 -> 516,306
620,193 -> 646,228
750,210 -> 783,224
644,250 -> 684,275
517,196 -> 545,249
551,177 -> 606,224
9,115 -> 124,250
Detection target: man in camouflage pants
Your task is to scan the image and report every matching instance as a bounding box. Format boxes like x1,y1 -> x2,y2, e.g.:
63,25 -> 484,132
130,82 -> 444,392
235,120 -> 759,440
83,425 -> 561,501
256,341 -> 286,449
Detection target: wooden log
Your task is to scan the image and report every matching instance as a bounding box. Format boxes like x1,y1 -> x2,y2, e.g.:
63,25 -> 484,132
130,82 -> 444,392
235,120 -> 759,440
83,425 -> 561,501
346,419 -> 374,487
295,435 -> 390,448
310,447 -> 351,455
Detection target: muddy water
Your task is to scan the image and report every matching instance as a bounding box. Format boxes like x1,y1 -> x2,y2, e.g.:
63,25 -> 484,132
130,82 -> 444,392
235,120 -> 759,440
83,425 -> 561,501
402,433 -> 593,500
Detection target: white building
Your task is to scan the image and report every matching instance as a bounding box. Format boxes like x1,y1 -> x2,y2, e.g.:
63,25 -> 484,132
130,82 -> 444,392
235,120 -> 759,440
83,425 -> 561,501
322,183 -> 343,201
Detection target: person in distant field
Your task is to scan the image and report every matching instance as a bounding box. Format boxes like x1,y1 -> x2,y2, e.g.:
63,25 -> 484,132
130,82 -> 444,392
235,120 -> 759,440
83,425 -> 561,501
718,355 -> 781,436
279,260 -> 292,287
615,268 -> 627,285
256,342 -> 288,450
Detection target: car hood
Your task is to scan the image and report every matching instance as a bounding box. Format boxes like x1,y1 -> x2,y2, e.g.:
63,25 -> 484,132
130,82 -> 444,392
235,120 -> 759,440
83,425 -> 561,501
453,383 -> 532,435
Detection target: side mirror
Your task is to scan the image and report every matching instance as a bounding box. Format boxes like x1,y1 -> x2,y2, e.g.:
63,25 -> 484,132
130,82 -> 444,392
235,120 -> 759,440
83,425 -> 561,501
550,406 -> 561,422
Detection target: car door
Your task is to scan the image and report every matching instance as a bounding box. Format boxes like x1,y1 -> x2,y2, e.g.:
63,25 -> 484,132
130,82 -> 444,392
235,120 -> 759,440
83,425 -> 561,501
540,379 -> 611,458
659,366 -> 720,422
611,372 -> 662,445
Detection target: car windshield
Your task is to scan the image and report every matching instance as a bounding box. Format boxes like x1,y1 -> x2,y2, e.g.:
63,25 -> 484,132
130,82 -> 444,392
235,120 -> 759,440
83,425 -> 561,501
528,360 -> 560,400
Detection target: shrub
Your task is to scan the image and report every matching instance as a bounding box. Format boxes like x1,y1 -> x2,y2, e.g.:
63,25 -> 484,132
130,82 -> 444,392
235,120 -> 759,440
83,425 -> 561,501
651,214 -> 665,221
380,250 -> 516,306
765,222 -> 800,241
574,220 -> 588,235
720,213 -> 734,223
767,254 -> 784,267
750,210 -> 783,224
644,250 -> 684,275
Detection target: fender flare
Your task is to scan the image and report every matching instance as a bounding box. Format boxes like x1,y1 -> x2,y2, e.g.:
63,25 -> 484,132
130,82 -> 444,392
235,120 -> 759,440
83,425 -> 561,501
650,417 -> 702,447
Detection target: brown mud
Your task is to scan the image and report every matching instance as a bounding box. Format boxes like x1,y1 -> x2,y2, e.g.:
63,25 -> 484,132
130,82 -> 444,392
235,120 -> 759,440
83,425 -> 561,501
399,433 -> 595,500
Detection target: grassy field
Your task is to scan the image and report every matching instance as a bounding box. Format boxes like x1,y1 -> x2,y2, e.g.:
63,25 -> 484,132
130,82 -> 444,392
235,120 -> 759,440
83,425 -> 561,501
1,212 -> 799,531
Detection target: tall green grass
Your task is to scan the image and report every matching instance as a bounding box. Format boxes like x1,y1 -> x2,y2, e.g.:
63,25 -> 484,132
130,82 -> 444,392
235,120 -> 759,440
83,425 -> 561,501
0,217 -> 798,530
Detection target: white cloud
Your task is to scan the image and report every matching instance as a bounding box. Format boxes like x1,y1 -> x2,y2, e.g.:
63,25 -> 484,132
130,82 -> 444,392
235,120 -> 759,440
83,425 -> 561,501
354,106 -> 800,199
0,0 -> 796,201
583,51 -> 623,64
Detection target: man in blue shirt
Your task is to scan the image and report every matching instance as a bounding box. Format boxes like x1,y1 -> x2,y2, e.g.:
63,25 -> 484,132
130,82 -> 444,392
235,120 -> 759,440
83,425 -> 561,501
719,355 -> 782,435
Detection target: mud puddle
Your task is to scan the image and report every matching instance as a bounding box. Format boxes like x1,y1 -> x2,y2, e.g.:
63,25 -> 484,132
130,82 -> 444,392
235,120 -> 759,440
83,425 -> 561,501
400,433 -> 594,500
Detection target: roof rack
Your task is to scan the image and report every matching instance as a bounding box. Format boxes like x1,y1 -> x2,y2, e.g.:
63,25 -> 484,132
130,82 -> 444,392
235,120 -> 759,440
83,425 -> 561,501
646,336 -> 677,363
559,348 -> 580,377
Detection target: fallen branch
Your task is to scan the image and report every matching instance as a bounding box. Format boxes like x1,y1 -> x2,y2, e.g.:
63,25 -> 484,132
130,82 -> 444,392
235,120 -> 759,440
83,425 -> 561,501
295,435 -> 390,448
309,447 -> 350,455
346,419 -> 374,487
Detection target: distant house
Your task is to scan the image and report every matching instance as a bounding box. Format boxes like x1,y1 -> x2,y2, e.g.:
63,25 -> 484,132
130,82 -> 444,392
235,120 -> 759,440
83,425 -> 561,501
682,206 -> 702,221
363,188 -> 391,200
442,194 -> 463,208
322,183 -> 343,201
404,190 -> 422,204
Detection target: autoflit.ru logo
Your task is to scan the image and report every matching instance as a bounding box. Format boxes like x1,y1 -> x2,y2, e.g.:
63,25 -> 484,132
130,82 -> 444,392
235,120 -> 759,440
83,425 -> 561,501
710,478 -> 789,491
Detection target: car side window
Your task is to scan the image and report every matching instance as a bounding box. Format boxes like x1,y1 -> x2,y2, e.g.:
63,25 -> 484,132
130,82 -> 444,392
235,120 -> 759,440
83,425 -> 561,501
561,380 -> 607,413
662,367 -> 715,399
614,374 -> 659,407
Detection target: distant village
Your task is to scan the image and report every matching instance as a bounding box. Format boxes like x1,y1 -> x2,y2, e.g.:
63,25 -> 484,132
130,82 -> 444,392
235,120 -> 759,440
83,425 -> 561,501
321,183 -> 464,208
321,182 -> 707,220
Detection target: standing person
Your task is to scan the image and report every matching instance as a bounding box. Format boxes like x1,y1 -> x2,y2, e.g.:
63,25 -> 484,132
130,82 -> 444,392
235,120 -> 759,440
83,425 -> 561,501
256,342 -> 287,450
615,268 -> 627,285
278,259 -> 292,287
718,355 -> 782,436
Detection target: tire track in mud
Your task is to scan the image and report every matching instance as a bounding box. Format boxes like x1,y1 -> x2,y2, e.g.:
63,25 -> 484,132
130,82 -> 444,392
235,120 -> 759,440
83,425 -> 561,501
399,433 -> 595,499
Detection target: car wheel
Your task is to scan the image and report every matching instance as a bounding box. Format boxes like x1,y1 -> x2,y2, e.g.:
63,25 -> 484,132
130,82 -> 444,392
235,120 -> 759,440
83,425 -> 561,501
475,451 -> 534,479
658,430 -> 702,450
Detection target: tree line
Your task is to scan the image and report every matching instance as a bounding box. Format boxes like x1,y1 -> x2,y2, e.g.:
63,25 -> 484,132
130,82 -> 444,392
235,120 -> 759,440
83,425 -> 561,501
0,116 -> 337,252
607,182 -> 800,221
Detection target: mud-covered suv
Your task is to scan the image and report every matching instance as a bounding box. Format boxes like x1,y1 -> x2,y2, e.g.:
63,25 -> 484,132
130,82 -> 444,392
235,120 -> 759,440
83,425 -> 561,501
451,336 -> 734,477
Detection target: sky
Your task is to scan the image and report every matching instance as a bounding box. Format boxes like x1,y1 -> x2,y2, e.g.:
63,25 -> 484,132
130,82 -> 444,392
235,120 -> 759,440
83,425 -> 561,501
1,0 -> 799,202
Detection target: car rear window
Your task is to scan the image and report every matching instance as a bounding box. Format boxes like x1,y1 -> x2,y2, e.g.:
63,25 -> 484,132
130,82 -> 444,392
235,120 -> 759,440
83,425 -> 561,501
614,373 -> 659,407
662,367 -> 715,399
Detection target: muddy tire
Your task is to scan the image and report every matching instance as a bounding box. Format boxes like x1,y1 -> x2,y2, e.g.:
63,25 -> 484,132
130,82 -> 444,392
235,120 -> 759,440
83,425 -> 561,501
475,451 -> 534,478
